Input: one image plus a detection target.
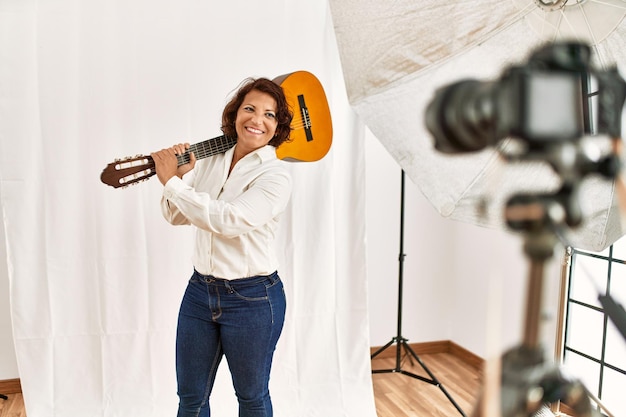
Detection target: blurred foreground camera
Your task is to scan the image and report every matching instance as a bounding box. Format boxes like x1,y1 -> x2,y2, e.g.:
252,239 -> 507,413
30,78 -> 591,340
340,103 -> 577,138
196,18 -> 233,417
425,42 -> 626,154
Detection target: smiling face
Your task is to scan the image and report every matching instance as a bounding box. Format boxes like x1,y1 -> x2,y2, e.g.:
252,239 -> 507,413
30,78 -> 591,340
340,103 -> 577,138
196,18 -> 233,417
234,89 -> 279,156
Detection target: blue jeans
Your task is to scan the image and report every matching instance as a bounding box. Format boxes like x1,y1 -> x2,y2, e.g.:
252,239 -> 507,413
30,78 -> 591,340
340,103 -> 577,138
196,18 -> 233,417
176,270 -> 286,417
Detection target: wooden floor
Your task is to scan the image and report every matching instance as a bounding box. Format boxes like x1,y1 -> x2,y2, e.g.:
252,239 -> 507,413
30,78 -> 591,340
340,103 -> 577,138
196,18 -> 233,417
0,394 -> 25,417
371,351 -> 481,417
0,351 -> 481,417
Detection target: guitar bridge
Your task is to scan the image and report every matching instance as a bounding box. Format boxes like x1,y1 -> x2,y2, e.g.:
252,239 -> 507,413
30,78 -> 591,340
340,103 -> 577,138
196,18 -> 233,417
298,94 -> 313,142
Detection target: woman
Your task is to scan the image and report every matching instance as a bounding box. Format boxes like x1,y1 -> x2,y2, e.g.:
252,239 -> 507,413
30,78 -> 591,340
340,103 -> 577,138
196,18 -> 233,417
151,77 -> 293,417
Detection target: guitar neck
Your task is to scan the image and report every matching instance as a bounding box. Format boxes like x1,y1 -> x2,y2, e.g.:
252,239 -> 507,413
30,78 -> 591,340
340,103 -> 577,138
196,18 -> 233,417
176,135 -> 237,166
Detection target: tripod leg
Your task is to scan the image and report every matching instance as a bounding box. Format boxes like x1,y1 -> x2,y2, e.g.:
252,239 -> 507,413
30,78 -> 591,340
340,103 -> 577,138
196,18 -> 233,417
372,337 -> 405,374
371,337 -> 397,360
402,341 -> 467,416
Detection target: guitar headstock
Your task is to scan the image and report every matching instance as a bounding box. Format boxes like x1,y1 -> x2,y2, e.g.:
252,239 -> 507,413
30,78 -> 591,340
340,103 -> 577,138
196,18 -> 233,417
100,155 -> 156,188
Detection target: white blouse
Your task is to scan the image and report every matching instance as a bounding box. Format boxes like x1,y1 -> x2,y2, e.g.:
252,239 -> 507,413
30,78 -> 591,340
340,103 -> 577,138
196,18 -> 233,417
160,144 -> 292,279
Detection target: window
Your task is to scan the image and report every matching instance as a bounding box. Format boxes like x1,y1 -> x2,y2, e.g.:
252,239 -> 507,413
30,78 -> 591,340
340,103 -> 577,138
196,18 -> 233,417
564,239 -> 626,416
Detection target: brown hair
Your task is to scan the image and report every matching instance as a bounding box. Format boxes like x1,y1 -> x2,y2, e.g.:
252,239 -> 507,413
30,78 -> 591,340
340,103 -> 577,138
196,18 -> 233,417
221,78 -> 293,148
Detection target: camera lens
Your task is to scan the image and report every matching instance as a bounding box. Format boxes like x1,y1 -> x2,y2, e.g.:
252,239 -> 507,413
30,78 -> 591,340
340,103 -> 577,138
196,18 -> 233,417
425,80 -> 500,154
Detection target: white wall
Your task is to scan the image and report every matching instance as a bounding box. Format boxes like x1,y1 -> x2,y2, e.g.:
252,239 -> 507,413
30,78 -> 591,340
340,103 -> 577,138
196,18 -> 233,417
0,129 -> 565,381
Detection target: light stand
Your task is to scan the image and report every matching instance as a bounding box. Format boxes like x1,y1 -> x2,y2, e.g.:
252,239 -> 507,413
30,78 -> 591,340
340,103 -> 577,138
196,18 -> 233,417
370,169 -> 466,417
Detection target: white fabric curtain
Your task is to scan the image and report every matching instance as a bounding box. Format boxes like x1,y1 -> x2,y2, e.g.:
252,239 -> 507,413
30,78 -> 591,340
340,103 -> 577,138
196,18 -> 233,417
0,1 -> 376,416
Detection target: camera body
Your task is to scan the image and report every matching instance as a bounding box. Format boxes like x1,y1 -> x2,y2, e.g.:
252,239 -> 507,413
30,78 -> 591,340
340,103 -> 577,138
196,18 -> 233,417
425,42 -> 626,154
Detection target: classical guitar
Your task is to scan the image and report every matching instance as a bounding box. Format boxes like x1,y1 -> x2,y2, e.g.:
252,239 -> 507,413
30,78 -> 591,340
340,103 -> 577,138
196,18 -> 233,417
100,70 -> 333,188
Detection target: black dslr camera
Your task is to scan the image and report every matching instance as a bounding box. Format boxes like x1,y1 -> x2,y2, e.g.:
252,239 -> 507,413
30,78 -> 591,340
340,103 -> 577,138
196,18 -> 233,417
425,42 -> 626,155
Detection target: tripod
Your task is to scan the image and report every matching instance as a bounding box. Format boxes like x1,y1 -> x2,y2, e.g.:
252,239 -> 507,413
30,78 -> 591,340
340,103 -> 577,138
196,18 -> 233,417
370,170 -> 466,417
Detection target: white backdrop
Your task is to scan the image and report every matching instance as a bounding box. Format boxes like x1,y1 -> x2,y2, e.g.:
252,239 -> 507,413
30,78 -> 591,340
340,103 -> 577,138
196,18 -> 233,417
0,1 -> 376,416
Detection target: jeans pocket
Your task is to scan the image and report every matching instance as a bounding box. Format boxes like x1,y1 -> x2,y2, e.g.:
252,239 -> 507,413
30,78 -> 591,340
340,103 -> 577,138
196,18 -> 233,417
229,282 -> 268,301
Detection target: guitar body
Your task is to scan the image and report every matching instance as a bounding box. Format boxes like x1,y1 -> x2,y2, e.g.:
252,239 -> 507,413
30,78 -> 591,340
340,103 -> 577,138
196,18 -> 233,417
100,70 -> 332,188
273,71 -> 333,162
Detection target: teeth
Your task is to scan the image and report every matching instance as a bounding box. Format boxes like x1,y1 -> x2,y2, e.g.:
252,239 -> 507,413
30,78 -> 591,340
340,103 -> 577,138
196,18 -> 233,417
247,127 -> 263,134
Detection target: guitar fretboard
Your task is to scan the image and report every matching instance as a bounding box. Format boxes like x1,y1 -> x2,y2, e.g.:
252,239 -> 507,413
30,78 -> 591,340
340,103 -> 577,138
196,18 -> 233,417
176,135 -> 237,166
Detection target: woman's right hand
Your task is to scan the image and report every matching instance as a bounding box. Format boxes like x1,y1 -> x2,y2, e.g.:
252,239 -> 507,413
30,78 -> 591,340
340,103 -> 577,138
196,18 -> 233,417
151,143 -> 196,185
